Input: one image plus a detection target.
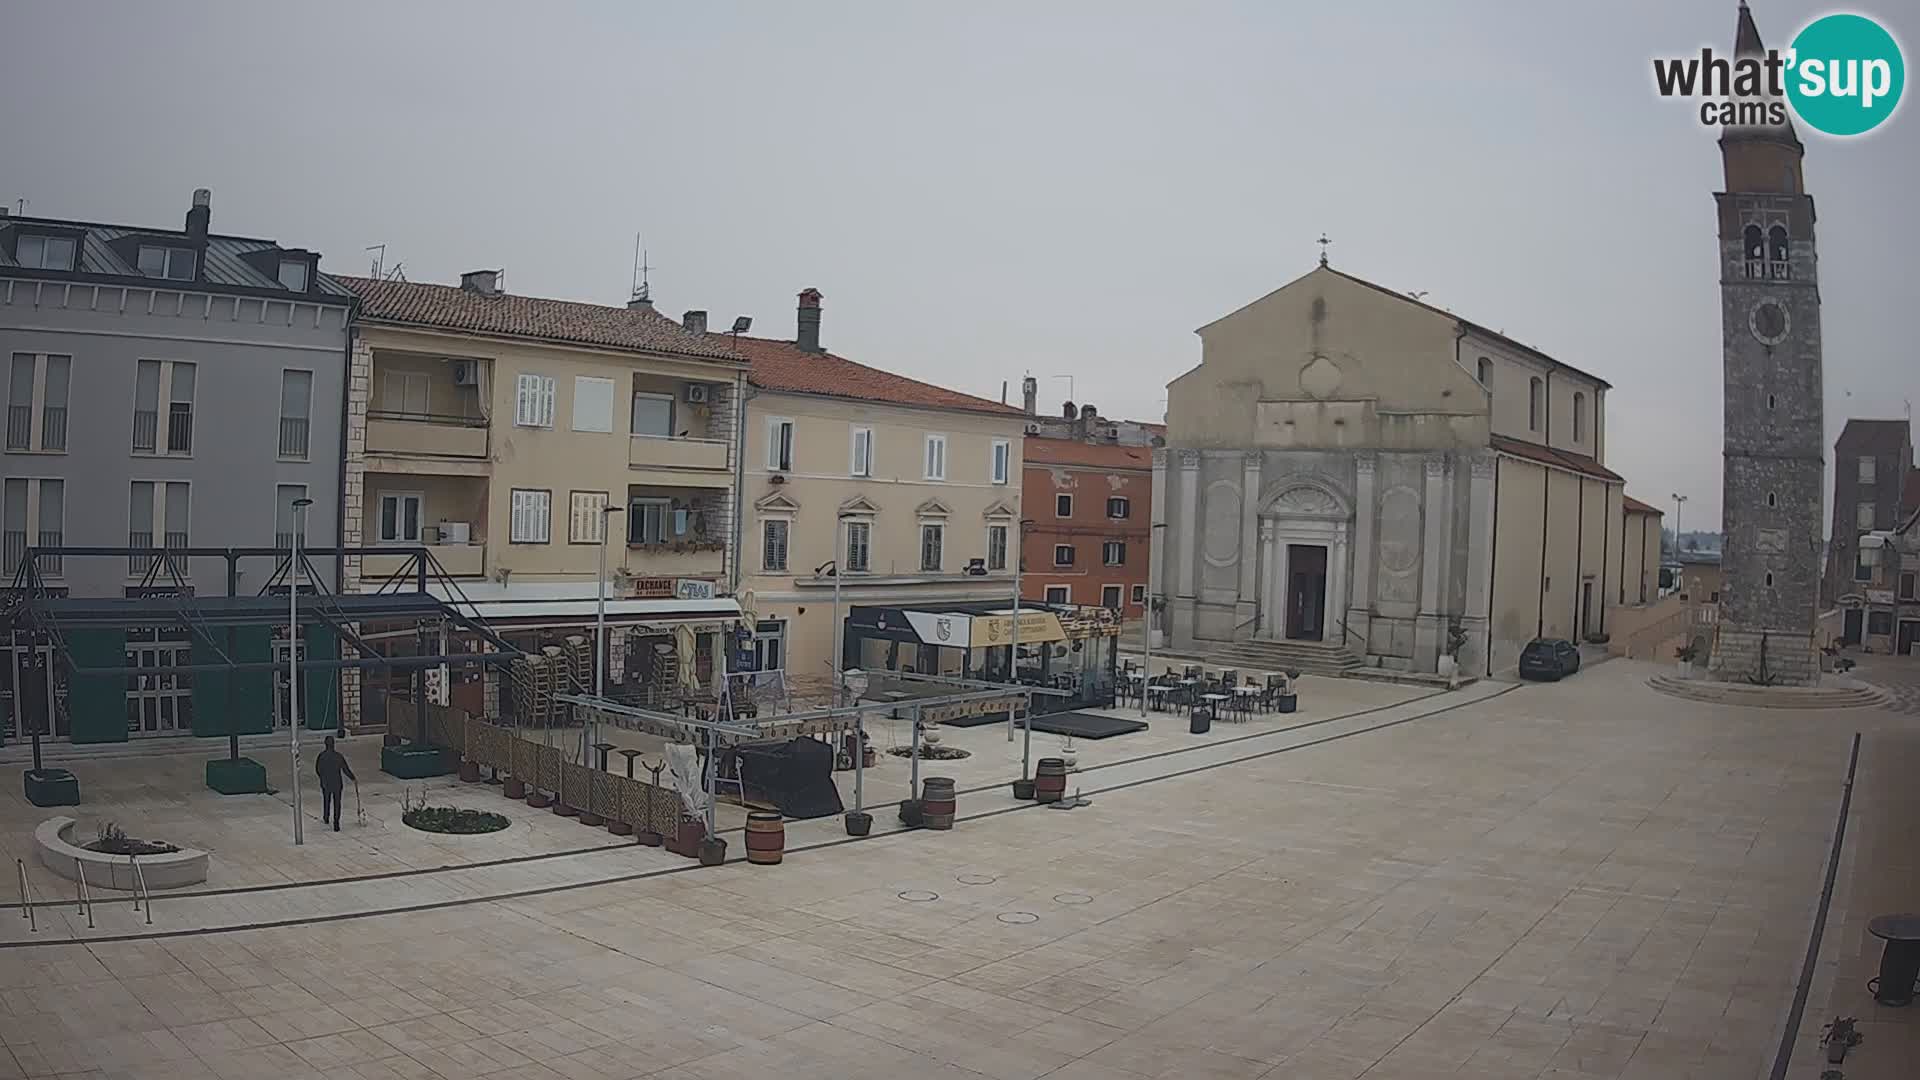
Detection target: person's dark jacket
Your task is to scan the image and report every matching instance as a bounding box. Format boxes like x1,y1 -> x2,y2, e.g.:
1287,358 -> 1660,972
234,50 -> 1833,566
316,748 -> 355,789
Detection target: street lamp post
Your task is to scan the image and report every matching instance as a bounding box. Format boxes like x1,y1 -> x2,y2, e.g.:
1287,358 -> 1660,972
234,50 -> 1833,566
592,504 -> 625,757
289,497 -> 314,846
1670,493 -> 1688,561
1015,518 -> 1037,780
1142,521 -> 1168,717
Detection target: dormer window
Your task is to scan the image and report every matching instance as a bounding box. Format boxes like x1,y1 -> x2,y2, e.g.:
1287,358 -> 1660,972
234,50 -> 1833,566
137,245 -> 195,281
16,234 -> 75,271
277,258 -> 309,292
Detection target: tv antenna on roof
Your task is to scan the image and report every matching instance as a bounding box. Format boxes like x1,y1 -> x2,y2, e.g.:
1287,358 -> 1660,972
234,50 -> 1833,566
631,233 -> 653,303
365,244 -> 386,278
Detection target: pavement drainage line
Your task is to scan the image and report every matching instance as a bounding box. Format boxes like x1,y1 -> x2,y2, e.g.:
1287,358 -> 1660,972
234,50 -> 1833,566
1767,730 -> 1862,1080
0,687 -> 1505,949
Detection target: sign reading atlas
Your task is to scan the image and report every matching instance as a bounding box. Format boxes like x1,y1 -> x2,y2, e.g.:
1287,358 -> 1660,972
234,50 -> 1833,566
1653,12 -> 1905,137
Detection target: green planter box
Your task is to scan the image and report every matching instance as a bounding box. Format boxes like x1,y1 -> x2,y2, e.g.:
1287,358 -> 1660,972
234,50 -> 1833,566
24,768 -> 80,807
382,744 -> 454,779
206,757 -> 270,795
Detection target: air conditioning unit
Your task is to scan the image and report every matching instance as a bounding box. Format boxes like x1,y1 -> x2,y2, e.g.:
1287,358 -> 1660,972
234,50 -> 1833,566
439,521 -> 471,544
684,384 -> 710,404
451,360 -> 480,386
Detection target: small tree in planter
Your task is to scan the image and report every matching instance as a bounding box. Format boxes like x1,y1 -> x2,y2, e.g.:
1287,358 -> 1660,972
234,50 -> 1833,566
1674,642 -> 1699,677
1438,623 -> 1469,684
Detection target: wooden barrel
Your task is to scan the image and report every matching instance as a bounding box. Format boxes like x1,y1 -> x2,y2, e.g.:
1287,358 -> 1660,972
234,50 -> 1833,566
745,812 -> 785,865
920,777 -> 957,830
1034,758 -> 1069,804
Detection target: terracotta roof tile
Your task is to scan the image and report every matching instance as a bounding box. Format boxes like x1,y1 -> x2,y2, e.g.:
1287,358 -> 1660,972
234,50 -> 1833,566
1023,438 -> 1153,470
341,277 -> 741,362
728,335 -> 1022,415
1622,494 -> 1663,515
1490,434 -> 1623,483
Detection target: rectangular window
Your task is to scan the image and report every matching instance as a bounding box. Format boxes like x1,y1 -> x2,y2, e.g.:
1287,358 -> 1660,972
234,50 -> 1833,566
128,482 -> 154,566
166,362 -> 195,454
630,392 -> 673,437
378,492 -> 423,543
514,373 -> 555,428
1101,584 -> 1123,610
986,524 -> 1008,571
568,491 -> 609,543
278,259 -> 309,292
1103,541 -> 1126,566
924,434 -> 947,481
1054,544 -> 1075,567
1131,584 -> 1146,604
1857,502 -> 1877,530
274,484 -> 306,549
850,427 -> 873,477
1860,456 -> 1877,484
2,478 -> 24,576
133,360 -> 160,452
1107,496 -> 1130,519
278,370 -> 311,459
762,519 -> 790,572
1903,572 -> 1917,601
41,355 -> 67,452
990,439 -> 1011,485
627,497 -> 670,544
919,523 -> 944,571
380,371 -> 431,418
1056,494 -> 1072,518
163,482 -> 189,548
16,235 -> 75,271
767,418 -> 794,470
572,376 -> 615,433
5,354 -> 32,451
1856,556 -> 1873,582
1044,585 -> 1070,604
137,245 -> 195,280
1869,610 -> 1894,636
509,489 -> 551,543
845,520 -> 871,572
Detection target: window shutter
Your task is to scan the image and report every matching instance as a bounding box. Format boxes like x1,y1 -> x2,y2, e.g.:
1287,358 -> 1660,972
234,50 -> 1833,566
541,377 -> 555,428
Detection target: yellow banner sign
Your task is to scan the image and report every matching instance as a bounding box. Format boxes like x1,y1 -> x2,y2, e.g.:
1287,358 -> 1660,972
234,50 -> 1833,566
975,612 -> 1067,645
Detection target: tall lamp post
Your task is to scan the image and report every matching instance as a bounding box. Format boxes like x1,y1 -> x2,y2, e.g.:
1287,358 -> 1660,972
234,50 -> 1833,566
1670,493 -> 1688,561
1141,521 -> 1168,718
592,503 -> 626,756
289,497 -> 314,846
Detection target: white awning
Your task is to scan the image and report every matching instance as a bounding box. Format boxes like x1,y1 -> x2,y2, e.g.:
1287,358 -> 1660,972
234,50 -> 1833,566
427,582 -> 740,628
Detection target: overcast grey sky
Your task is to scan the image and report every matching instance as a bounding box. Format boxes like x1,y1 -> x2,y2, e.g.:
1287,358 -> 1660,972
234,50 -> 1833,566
4,0 -> 1912,527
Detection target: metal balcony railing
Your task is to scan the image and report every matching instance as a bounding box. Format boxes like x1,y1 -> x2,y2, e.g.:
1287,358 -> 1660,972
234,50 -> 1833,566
129,531 -> 154,573
278,416 -> 309,458
35,531 -> 60,576
276,531 -> 296,551
166,405 -> 193,453
4,405 -> 29,450
40,407 -> 65,451
132,409 -> 158,452
1,531 -> 23,576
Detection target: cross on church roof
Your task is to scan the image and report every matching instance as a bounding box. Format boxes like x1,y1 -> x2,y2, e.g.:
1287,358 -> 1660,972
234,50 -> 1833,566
1317,233 -> 1331,267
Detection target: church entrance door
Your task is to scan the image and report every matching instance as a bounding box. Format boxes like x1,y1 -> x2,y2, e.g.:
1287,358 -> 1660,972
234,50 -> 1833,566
1286,544 -> 1327,641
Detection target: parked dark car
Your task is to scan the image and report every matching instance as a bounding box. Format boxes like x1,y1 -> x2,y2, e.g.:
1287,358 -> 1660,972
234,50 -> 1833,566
1518,638 -> 1582,681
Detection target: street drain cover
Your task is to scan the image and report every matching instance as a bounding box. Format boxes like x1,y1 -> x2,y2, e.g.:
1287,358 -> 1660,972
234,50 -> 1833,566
956,873 -> 998,885
897,890 -> 939,903
997,911 -> 1039,925
1054,893 -> 1092,905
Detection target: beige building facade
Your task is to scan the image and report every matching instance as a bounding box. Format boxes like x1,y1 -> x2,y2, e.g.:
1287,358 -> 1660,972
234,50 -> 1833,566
726,291 -> 1029,686
1155,263 -> 1633,677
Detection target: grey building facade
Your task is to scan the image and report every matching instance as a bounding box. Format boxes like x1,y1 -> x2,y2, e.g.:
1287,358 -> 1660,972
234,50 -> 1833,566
1707,7 -> 1825,685
2,191 -> 350,605
1823,418 -> 1911,613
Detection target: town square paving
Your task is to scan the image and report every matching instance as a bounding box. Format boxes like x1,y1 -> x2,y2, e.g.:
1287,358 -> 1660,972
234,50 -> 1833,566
0,657 -> 1911,1078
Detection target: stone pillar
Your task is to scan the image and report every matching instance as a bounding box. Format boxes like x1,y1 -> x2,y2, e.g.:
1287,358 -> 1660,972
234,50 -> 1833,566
1463,456 -> 1496,673
1237,452 -> 1262,632
1258,519 -> 1278,638
1348,454 -> 1377,652
1149,448 -> 1168,646
1415,456 -> 1450,670
338,334 -> 372,730
482,639 -> 502,721
1175,450 -> 1200,600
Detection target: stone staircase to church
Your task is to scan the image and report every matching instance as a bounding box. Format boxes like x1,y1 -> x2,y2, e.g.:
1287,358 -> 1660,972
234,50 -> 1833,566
1203,639 -> 1368,679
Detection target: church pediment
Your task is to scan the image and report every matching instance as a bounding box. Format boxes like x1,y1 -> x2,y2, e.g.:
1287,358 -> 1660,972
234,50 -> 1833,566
1260,479 -> 1350,519
754,492 -> 802,514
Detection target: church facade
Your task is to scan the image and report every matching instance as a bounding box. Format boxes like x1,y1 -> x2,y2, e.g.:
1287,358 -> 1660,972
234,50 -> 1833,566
1152,263 -> 1633,678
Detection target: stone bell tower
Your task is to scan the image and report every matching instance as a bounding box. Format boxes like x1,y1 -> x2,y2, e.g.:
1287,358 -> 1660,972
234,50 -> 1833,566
1708,3 -> 1825,685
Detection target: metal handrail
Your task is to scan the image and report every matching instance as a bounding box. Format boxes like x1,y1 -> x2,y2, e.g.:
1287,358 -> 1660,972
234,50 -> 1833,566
128,854 -> 152,925
15,859 -> 35,933
74,860 -> 93,929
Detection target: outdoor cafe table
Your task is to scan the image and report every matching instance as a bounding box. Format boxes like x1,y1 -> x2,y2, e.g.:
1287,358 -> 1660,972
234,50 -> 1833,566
1232,685 -> 1262,714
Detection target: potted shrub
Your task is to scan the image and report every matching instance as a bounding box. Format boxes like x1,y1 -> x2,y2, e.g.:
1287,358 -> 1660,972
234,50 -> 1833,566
1011,778 -> 1036,800
697,835 -> 727,866
1438,624 -> 1467,683
1675,642 -> 1698,677
845,810 -> 872,836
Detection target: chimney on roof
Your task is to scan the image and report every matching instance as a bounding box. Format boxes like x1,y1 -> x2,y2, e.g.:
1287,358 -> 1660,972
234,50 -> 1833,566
682,310 -> 707,335
185,188 -> 211,239
460,269 -> 501,296
797,288 -> 823,353
1022,376 -> 1037,416
1080,403 -> 1097,421
1062,400 -> 1077,420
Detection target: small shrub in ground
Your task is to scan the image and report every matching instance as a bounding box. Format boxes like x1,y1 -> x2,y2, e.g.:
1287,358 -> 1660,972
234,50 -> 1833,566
86,821 -> 180,856
402,806 -> 510,834
887,744 -> 971,761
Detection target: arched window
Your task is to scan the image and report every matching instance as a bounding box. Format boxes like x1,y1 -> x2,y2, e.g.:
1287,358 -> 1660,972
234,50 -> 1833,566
1766,572 -> 1775,587
1572,392 -> 1586,443
1768,225 -> 1790,279
1767,491 -> 1777,508
1768,393 -> 1776,411
1477,356 -> 1492,388
1743,224 -> 1764,259
1528,377 -> 1542,432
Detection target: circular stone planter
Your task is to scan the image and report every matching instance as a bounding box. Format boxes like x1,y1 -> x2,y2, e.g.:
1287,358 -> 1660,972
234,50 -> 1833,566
401,807 -> 510,835
35,817 -> 209,890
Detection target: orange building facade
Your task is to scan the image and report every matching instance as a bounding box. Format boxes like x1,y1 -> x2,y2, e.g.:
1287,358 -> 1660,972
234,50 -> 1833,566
1020,437 -> 1152,615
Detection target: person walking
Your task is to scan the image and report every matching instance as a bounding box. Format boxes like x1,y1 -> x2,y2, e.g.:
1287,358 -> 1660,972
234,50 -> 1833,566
316,735 -> 356,832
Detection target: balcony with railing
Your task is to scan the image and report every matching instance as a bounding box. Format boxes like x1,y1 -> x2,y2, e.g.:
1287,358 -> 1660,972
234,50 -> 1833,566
2,530 -> 23,577
361,542 -> 486,580
34,531 -> 61,576
279,416 -> 309,459
628,433 -> 730,477
39,406 -> 64,451
366,411 -> 489,460
1742,259 -> 1792,281
5,405 -> 29,450
128,531 -> 154,574
132,409 -> 158,452
167,405 -> 193,453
